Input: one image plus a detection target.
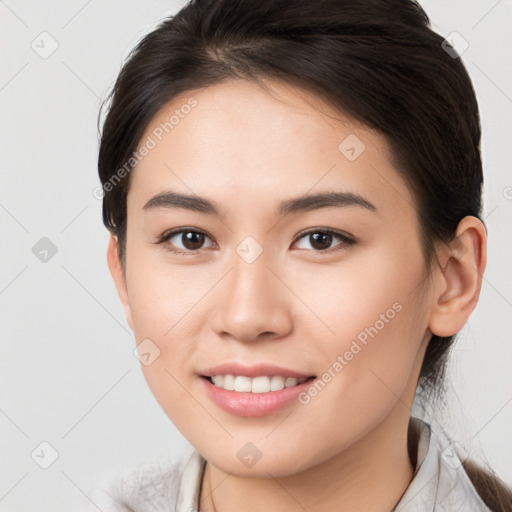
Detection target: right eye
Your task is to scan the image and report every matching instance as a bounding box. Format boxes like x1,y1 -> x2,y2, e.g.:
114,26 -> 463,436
156,228 -> 216,255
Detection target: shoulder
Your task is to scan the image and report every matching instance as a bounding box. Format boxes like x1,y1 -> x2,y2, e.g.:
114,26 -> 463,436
71,447 -> 194,512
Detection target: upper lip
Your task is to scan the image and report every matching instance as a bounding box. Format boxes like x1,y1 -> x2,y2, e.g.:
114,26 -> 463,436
200,362 -> 315,379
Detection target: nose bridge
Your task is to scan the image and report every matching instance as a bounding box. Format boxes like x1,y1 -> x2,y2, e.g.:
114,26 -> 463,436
228,240 -> 277,313
211,237 -> 292,340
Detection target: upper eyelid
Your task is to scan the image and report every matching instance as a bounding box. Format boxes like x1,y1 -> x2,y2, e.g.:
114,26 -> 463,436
294,227 -> 354,240
160,227 -> 213,241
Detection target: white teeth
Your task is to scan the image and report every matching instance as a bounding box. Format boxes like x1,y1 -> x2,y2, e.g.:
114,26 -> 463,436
222,374 -> 235,390
285,377 -> 298,388
251,376 -> 271,393
270,375 -> 285,391
209,374 -> 308,393
234,376 -> 252,392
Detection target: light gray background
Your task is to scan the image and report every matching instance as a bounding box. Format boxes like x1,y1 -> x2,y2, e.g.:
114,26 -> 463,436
1,1 -> 511,510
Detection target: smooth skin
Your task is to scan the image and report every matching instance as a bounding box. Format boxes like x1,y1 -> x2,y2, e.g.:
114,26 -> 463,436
107,78 -> 486,512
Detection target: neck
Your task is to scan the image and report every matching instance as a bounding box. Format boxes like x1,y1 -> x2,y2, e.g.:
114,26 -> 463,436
199,409 -> 416,512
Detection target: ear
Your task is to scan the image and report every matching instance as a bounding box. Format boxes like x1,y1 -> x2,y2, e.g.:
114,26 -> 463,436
106,234 -> 134,331
428,216 -> 487,337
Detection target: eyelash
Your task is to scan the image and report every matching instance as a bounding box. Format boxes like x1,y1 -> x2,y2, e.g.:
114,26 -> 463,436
155,227 -> 356,256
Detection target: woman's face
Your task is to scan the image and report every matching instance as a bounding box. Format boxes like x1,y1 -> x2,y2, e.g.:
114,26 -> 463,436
112,78 -> 435,476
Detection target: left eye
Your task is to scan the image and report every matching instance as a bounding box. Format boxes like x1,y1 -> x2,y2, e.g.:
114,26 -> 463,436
293,229 -> 355,252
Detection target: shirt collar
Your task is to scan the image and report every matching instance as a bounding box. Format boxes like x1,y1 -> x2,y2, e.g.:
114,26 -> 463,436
176,447 -> 206,512
176,416 -> 490,512
394,417 -> 490,511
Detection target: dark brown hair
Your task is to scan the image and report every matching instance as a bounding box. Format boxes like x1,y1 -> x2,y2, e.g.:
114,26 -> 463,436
97,0 -> 512,508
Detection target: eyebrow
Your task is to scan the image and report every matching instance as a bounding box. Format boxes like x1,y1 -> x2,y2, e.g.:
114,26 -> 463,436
142,190 -> 378,218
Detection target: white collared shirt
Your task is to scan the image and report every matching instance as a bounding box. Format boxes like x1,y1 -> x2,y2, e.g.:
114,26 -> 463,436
76,417 -> 491,511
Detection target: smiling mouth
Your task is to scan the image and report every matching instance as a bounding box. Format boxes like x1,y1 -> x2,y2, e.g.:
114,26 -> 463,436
201,374 -> 316,393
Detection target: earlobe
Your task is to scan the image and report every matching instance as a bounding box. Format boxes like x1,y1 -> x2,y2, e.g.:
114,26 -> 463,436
428,216 -> 487,337
106,234 -> 134,331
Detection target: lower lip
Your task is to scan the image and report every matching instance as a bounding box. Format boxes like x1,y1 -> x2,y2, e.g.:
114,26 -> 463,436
200,376 -> 316,417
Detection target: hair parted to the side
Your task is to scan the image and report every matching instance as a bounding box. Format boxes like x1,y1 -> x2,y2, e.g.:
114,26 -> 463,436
97,0 -> 512,508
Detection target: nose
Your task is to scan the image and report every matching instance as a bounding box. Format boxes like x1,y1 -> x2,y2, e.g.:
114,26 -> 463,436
210,249 -> 293,343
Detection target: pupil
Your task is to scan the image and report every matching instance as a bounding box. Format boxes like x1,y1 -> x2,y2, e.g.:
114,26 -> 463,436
183,231 -> 204,250
310,232 -> 331,250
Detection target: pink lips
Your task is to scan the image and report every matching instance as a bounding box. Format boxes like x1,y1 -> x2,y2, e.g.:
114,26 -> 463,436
199,362 -> 316,417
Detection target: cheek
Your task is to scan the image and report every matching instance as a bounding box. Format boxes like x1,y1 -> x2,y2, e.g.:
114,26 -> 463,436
126,244 -> 212,339
287,240 -> 423,348
126,263 -> 205,428
123,249 -> 207,404
290,243 -> 427,407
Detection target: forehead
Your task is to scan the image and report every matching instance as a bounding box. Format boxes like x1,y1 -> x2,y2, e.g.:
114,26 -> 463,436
127,79 -> 415,222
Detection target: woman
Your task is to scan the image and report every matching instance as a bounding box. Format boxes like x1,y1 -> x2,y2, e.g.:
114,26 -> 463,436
86,0 -> 512,510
